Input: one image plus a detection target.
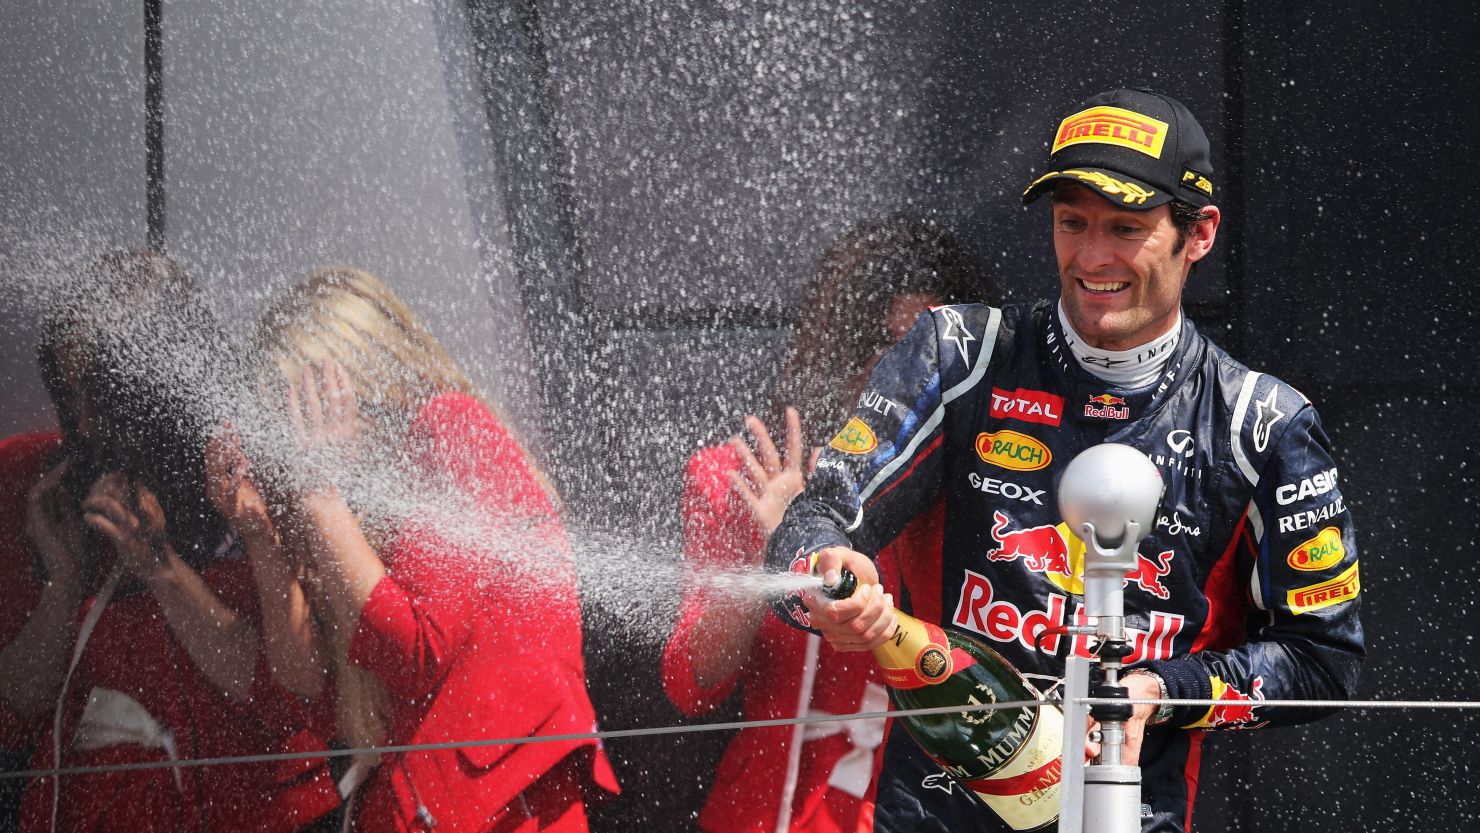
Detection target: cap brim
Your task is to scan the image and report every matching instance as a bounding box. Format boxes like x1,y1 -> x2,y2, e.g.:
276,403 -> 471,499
1021,168 -> 1173,211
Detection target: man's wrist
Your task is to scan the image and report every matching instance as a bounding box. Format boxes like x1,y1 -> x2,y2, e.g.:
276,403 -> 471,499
1124,669 -> 1173,726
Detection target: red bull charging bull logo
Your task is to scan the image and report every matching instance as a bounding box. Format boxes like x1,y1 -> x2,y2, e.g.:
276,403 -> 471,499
985,511 -> 1175,600
778,550 -> 818,628
1192,676 -> 1266,729
1127,549 -> 1174,600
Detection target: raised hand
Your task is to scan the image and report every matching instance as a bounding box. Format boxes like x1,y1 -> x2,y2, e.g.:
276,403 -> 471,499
5,459 -> 90,722
25,459 -> 86,592
205,424 -> 276,546
286,359 -> 359,494
726,406 -> 808,541
82,472 -> 173,581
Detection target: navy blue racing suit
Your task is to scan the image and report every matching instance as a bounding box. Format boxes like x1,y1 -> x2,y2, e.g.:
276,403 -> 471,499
765,300 -> 1364,833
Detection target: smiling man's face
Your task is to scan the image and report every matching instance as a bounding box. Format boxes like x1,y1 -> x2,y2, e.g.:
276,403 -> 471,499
1051,184 -> 1218,351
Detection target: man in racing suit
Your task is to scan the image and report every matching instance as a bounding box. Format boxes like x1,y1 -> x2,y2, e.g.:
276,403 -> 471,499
765,88 -> 1363,833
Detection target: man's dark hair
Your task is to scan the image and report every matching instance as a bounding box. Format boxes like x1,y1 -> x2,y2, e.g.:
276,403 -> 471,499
1169,200 -> 1214,255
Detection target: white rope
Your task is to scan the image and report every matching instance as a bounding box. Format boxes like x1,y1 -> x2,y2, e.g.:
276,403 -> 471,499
1099,698 -> 1480,710
6,696 -> 1479,782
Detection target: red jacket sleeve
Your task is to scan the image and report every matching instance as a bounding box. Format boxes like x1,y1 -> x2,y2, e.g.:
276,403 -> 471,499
661,445 -> 767,716
0,433 -> 62,749
346,554 -> 475,704
348,393 -> 578,704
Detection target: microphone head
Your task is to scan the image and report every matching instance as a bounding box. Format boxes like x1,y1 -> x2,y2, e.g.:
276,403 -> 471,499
1057,442 -> 1164,548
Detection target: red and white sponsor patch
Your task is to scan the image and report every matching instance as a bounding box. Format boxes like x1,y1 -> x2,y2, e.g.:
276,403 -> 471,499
990,387 -> 1065,427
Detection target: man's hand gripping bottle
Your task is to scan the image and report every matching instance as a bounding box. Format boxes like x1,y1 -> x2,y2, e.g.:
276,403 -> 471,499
822,567 -> 1064,831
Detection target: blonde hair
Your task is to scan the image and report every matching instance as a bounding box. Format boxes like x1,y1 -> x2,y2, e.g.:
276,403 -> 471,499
257,267 -> 475,441
256,267 -> 555,500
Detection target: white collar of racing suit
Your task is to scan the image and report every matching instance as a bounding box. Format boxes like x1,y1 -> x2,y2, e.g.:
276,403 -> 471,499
1056,300 -> 1182,389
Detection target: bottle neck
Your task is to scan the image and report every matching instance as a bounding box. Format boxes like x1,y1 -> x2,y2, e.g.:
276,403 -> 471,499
819,568 -> 974,689
873,609 -> 964,689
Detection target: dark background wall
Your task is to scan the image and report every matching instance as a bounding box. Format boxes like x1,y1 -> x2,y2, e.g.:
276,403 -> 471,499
1,1 -> 1476,831
1193,4 -> 1480,830
0,0 -> 147,436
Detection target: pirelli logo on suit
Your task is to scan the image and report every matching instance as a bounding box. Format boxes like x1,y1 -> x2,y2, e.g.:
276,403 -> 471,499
1287,562 -> 1360,615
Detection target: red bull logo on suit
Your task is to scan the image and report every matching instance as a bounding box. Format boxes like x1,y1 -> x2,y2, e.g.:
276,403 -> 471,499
1083,393 -> 1130,420
1191,676 -> 1266,729
984,511 -> 1176,600
780,550 -> 818,628
950,570 -> 1184,662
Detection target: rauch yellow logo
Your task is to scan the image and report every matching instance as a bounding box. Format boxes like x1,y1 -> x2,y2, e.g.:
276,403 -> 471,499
1287,526 -> 1344,572
975,430 -> 1051,472
829,417 -> 878,455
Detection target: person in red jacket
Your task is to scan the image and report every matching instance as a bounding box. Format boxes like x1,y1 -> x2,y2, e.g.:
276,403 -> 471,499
11,250 -> 339,833
243,267 -> 618,833
0,431 -> 68,829
662,218 -> 990,833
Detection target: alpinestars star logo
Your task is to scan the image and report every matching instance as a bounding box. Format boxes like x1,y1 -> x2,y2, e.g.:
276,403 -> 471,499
921,772 -> 958,795
1253,388 -> 1285,453
941,307 -> 976,364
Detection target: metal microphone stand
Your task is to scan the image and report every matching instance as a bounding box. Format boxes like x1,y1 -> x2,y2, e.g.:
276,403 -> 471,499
1056,444 -> 1164,833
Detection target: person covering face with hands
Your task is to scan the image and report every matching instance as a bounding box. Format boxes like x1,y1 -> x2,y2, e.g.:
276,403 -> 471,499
11,250 -> 339,833
767,90 -> 1362,833
247,268 -> 618,833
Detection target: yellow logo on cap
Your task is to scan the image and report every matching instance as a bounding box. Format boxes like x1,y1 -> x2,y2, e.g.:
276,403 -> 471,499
1182,169 -> 1214,196
1053,106 -> 1170,159
1025,170 -> 1157,206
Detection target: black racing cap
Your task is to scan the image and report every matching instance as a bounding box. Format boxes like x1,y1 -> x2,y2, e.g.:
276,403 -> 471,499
1022,88 -> 1215,211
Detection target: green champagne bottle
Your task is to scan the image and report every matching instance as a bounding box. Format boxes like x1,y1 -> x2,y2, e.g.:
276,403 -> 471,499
823,568 -> 1063,831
